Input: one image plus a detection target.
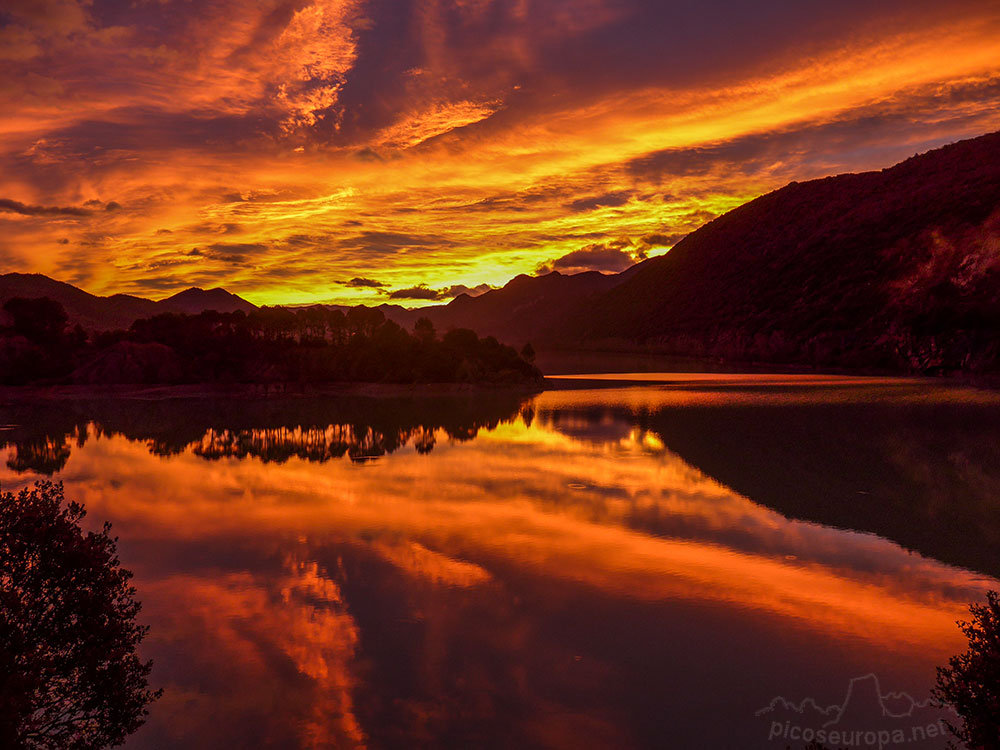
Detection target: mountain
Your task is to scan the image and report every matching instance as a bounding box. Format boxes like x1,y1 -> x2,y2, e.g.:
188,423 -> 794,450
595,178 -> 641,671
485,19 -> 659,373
160,287 -> 257,315
0,268 -> 629,347
381,132 -> 1000,373
565,130 -> 1000,372
0,273 -> 257,331
414,269 -> 631,347
300,271 -> 632,349
307,302 -> 426,331
0,274 -> 162,331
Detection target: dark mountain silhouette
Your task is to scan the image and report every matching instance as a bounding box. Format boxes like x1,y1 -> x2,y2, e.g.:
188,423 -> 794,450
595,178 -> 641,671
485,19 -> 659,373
343,131 -> 1000,374
413,270 -> 631,347
0,274 -> 162,331
310,271 -> 633,349
0,273 -> 257,330
312,302 -> 426,331
160,287 -> 257,315
0,268 -> 629,356
563,130 -> 1000,372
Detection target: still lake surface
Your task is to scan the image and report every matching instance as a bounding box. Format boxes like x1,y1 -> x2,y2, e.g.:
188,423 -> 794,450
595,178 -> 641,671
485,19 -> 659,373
3,373 -> 1000,749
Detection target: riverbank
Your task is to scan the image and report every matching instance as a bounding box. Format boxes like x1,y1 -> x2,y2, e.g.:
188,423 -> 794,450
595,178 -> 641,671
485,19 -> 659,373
0,380 -> 544,403
534,348 -> 1000,389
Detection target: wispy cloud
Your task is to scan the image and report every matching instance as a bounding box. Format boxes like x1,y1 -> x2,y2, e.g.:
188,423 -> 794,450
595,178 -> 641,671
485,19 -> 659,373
0,197 -> 91,216
1,0 -> 999,303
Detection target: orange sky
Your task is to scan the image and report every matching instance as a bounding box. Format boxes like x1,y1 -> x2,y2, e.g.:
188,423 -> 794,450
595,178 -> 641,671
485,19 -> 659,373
2,0 -> 1000,305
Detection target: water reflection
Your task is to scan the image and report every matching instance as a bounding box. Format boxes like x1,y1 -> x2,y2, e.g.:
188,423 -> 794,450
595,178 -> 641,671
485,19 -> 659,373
1,376 -> 998,749
540,379 -> 1000,577
0,392 -> 533,472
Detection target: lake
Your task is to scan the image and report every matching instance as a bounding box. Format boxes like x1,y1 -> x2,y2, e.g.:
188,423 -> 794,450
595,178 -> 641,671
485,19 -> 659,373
2,374 -> 999,749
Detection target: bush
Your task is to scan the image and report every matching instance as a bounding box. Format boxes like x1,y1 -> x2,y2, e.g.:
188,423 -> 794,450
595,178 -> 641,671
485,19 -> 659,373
933,590 -> 1000,750
0,481 -> 160,749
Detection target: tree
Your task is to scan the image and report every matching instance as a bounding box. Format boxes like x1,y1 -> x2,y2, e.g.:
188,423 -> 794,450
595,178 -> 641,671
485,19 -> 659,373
346,306 -> 385,338
520,342 -> 536,363
413,317 -> 436,344
933,590 -> 1000,750
0,481 -> 160,749
3,297 -> 68,346
442,327 -> 479,352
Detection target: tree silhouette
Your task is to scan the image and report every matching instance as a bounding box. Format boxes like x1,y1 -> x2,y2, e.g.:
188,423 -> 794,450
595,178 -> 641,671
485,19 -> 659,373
933,590 -> 1000,750
2,297 -> 68,346
0,481 -> 160,749
414,316 -> 436,343
2,297 -> 543,386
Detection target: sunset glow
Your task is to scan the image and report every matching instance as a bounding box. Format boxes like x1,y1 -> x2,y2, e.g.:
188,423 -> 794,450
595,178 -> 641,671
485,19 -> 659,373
3,0 -> 1000,304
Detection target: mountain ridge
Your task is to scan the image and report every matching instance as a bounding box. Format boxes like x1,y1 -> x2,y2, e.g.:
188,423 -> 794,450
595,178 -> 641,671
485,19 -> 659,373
561,130 -> 1000,372
0,268 -> 630,344
0,273 -> 258,330
4,129 -> 1000,373
160,286 -> 257,316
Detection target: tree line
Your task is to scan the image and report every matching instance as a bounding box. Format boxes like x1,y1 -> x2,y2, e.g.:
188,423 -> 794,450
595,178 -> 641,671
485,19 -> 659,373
0,297 -> 542,386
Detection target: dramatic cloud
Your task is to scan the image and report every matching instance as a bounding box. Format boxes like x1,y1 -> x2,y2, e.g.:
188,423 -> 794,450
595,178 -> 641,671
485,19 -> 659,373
387,286 -> 445,301
537,242 -> 644,275
1,0 -> 1000,304
566,191 -> 634,213
0,198 -> 91,216
636,232 -> 685,253
342,277 -> 387,288
386,283 -> 493,301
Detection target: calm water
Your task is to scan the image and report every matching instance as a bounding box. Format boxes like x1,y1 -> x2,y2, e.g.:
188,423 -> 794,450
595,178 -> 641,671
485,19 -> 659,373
3,374 -> 1000,749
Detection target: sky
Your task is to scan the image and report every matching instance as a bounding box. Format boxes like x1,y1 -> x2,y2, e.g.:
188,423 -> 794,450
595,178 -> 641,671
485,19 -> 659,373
2,0 -> 1000,306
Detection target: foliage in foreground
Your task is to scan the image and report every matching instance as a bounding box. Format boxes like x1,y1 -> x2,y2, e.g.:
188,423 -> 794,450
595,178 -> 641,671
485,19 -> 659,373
934,590 -> 1000,750
0,481 -> 160,749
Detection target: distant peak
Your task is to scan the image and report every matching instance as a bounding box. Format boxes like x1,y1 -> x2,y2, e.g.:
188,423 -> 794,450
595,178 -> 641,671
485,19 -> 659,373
164,287 -> 240,301
159,285 -> 256,313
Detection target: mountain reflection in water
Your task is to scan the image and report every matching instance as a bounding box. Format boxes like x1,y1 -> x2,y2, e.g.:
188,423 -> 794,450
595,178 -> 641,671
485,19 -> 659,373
1,376 -> 998,749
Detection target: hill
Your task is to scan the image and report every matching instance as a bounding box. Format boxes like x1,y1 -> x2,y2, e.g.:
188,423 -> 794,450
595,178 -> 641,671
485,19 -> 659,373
0,274 -> 257,330
310,302 -> 426,331
300,271 -> 633,351
415,269 -> 632,347
0,274 -> 161,331
160,287 -> 257,316
0,269 -> 632,353
566,130 -> 1000,372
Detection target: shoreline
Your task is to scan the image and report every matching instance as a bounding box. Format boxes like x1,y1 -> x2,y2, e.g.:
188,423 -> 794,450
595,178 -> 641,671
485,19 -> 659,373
3,362 -> 998,404
0,381 -> 545,403
533,348 -> 1000,390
